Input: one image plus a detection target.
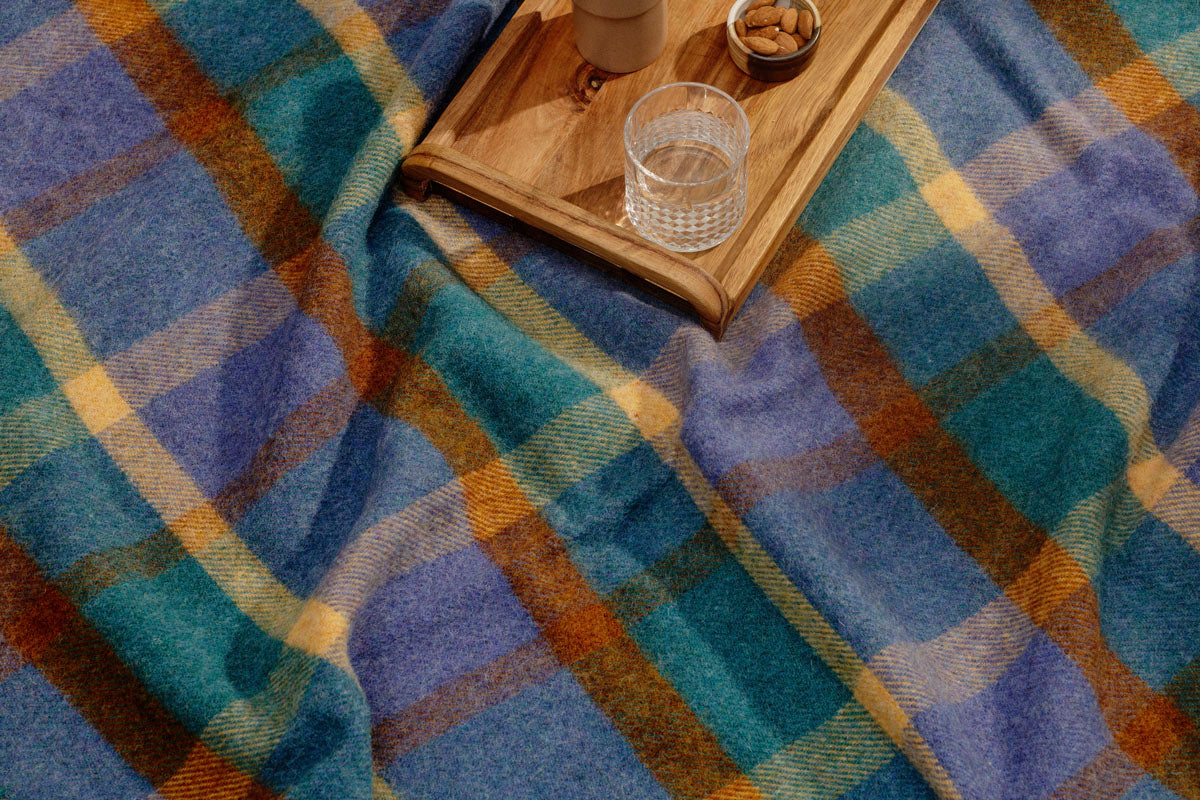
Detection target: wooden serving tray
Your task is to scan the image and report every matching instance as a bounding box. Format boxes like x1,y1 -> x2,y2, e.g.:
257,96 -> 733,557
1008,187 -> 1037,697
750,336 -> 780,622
402,0 -> 939,336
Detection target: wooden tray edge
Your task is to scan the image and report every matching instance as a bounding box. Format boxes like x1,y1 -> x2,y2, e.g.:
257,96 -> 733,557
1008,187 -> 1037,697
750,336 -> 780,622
402,143 -> 734,333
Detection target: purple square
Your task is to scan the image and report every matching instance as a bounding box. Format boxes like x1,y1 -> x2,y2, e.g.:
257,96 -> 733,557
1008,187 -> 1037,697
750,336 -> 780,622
348,544 -> 541,721
996,127 -> 1195,298
139,309 -> 345,498
914,632 -> 1110,800
0,43 -> 165,211
681,311 -> 857,480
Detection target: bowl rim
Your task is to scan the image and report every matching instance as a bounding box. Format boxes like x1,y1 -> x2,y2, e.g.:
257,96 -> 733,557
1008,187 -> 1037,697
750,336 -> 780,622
727,0 -> 822,61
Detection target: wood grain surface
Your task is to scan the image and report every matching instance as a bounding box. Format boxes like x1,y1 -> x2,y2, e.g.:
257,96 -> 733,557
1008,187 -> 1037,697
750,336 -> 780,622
402,0 -> 939,335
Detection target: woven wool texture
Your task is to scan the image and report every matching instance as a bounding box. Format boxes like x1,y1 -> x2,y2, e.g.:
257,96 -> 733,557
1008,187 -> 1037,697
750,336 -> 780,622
1,0 -> 1199,798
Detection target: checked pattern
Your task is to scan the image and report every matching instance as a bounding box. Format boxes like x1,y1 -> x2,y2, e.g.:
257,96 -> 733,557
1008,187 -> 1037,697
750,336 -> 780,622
0,0 -> 1198,798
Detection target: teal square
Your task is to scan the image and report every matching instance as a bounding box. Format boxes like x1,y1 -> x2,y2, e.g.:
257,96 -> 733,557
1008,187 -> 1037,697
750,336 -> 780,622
545,442 -> 707,594
853,238 -> 1018,387
944,356 -> 1128,530
0,437 -> 163,579
243,53 -> 380,217
81,557 -> 278,734
800,124 -> 920,240
164,0 -> 325,91
631,560 -> 851,770
415,282 -> 602,453
1107,0 -> 1200,53
0,305 -> 57,418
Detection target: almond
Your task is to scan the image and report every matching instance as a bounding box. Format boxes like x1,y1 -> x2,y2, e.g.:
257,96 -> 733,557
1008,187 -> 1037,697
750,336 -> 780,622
797,8 -> 813,38
735,18 -> 747,37
742,35 -> 780,55
780,6 -> 798,34
791,32 -> 806,48
774,31 -> 798,53
746,0 -> 774,10
747,24 -> 778,37
744,6 -> 783,27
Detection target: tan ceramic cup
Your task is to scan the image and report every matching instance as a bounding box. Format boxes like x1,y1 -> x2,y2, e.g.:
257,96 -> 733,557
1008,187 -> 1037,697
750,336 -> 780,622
571,0 -> 667,73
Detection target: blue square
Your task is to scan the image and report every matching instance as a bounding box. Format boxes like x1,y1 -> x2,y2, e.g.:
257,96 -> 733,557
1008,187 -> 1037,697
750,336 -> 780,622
995,127 -> 1195,298
138,309 -> 344,499
236,404 -> 456,597
744,463 -> 1001,657
889,0 -> 1092,166
0,46 -> 165,212
386,670 -> 669,800
348,544 -> 541,721
1097,516 -> 1200,690
23,152 -> 268,358
914,631 -> 1110,800
0,666 -> 153,800
1087,254 -> 1198,396
682,318 -> 857,480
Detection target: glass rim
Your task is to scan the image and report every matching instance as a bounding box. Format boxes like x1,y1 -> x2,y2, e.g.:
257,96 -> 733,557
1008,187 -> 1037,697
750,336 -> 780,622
623,82 -> 751,188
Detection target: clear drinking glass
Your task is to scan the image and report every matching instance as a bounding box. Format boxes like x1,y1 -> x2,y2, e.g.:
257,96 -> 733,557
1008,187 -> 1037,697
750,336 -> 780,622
624,82 -> 750,252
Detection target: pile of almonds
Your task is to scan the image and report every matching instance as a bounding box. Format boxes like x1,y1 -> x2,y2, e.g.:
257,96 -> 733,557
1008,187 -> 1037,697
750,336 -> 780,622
734,0 -> 815,56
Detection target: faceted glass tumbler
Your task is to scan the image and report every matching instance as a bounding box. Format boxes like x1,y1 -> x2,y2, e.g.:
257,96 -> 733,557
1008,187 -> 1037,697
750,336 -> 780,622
623,82 -> 750,252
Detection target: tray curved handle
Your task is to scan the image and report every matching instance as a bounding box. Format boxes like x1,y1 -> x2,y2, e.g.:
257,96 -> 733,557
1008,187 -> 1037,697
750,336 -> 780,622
401,144 -> 732,330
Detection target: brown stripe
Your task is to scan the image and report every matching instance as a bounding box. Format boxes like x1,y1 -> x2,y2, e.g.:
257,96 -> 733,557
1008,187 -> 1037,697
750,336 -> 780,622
801,294 -> 1200,796
479,514 -> 745,799
55,529 -> 186,607
1029,1 -> 1200,194
730,212 -> 1200,515
606,525 -> 728,626
0,631 -> 26,683
1061,215 -> 1200,327
1046,743 -> 1143,800
74,0 -> 496,502
0,525 -> 278,796
372,637 -> 561,763
717,430 -> 880,515
372,521 -> 733,769
1140,100 -> 1200,194
1025,0 -> 1143,80
212,375 -> 360,522
2,131 -> 182,243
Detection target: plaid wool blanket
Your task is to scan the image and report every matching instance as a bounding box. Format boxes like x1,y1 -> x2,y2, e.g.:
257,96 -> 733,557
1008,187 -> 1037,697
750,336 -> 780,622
1,0 -> 1198,798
